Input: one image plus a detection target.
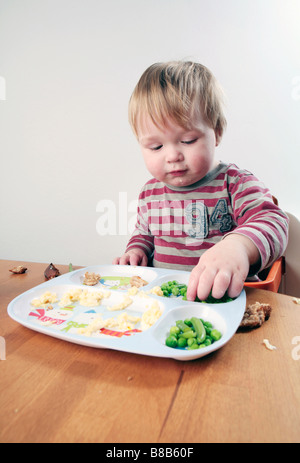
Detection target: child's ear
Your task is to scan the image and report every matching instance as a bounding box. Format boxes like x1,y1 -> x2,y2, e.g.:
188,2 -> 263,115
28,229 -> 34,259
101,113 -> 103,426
215,129 -> 222,146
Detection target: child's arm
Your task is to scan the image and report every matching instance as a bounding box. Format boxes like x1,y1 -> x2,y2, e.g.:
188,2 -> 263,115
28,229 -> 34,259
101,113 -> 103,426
187,234 -> 260,301
113,187 -> 154,266
187,166 -> 288,301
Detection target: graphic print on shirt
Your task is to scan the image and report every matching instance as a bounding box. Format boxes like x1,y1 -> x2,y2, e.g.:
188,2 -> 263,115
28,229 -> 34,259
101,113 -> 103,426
210,199 -> 232,232
185,201 -> 208,239
146,199 -> 232,239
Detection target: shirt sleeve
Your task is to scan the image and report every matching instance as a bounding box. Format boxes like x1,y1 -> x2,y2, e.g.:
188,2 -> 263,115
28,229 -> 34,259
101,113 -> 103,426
125,195 -> 154,257
224,168 -> 289,273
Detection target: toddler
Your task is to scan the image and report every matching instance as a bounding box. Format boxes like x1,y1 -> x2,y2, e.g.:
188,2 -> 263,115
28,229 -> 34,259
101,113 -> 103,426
113,61 -> 289,301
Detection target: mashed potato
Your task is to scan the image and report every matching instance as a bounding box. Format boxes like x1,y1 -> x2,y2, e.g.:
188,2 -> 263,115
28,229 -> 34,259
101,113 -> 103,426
107,295 -> 133,311
140,300 -> 162,330
147,286 -> 164,297
31,286 -> 162,337
31,292 -> 58,308
77,312 -> 142,336
58,288 -> 110,307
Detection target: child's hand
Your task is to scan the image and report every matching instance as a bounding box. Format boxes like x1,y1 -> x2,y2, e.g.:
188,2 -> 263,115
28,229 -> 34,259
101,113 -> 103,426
187,234 -> 260,301
112,249 -> 148,266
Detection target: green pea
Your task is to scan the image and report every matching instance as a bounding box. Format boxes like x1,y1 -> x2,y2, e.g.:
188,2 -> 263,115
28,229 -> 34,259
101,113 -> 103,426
180,330 -> 197,339
187,343 -> 199,350
210,329 -> 222,341
165,335 -> 178,348
187,337 -> 197,347
204,326 -> 212,335
172,287 -> 180,297
184,318 -> 192,327
176,320 -> 191,332
169,325 -> 180,336
177,337 -> 187,348
203,338 -> 212,346
203,321 -> 213,329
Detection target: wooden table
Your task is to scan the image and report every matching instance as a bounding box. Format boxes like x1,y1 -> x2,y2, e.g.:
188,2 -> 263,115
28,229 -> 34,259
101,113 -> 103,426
1,259 -> 300,444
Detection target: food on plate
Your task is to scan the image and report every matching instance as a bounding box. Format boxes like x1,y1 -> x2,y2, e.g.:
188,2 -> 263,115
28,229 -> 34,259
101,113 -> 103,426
30,285 -> 162,335
77,300 -> 162,336
79,289 -> 109,307
83,272 -> 101,286
44,263 -> 61,280
262,339 -> 277,351
161,280 -> 187,298
58,288 -> 83,306
140,300 -> 162,330
127,286 -> 139,296
165,317 -> 222,350
160,280 -> 234,303
31,288 -> 110,309
77,312 -> 142,336
239,302 -> 272,329
59,288 -> 110,307
107,295 -> 133,311
130,275 -> 148,288
9,265 -> 27,274
147,286 -> 164,296
31,291 -> 58,308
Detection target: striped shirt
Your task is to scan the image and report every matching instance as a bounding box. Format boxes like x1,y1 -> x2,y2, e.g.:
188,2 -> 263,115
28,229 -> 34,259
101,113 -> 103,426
126,162 -> 289,273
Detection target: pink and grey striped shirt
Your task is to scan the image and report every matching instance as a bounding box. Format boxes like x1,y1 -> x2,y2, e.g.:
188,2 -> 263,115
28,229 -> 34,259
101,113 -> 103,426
126,162 -> 289,274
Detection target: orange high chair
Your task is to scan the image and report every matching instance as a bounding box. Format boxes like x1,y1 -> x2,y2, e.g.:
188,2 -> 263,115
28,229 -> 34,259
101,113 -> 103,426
244,256 -> 285,293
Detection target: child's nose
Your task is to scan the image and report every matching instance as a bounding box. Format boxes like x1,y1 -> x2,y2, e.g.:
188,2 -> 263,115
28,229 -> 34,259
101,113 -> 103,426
166,145 -> 183,163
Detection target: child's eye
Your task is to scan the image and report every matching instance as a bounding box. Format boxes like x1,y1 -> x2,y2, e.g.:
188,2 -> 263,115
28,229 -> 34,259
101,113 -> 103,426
181,138 -> 198,145
151,145 -> 163,151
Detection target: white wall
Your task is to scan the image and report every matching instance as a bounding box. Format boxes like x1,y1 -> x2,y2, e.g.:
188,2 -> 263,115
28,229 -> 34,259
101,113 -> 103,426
1,0 -> 300,294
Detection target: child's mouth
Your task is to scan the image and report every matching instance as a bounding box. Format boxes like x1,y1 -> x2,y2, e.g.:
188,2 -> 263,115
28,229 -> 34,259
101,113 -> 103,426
169,170 -> 187,177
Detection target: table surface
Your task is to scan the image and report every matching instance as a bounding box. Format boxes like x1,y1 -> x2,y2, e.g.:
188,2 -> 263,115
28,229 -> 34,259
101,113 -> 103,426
1,259 -> 300,444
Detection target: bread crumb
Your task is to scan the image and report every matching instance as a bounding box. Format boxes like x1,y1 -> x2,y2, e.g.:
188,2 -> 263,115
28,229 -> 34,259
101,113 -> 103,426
239,302 -> 272,329
262,339 -> 277,351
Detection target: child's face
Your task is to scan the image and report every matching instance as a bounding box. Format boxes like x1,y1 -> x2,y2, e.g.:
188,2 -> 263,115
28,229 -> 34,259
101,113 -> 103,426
137,114 -> 219,188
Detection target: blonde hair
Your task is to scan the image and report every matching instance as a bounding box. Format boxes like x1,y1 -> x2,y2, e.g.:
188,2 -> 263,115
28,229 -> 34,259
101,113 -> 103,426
129,61 -> 227,140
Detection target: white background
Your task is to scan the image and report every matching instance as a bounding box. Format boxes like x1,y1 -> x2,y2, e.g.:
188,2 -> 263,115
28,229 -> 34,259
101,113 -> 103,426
0,0 -> 299,293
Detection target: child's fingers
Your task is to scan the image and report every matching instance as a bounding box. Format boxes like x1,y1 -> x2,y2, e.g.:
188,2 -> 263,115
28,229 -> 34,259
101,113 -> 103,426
129,253 -> 143,266
140,254 -> 148,266
227,271 -> 246,298
187,265 -> 215,301
195,268 -> 217,301
115,251 -> 148,266
118,254 -> 131,265
210,270 -> 231,299
186,267 -> 201,301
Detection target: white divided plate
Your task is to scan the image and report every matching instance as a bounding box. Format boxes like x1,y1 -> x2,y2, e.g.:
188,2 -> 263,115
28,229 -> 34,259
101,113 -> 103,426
7,265 -> 246,361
